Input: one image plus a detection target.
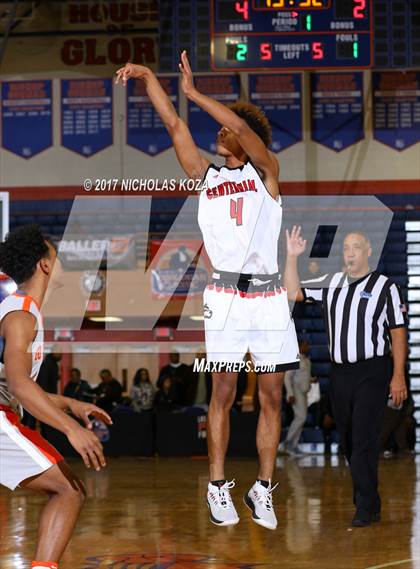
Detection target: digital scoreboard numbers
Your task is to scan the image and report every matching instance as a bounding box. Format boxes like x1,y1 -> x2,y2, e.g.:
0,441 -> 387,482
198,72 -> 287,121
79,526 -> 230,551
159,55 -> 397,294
211,0 -> 372,70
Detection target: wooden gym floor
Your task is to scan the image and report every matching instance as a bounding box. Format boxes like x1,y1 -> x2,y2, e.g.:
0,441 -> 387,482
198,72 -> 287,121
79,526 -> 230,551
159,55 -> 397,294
1,455 -> 420,569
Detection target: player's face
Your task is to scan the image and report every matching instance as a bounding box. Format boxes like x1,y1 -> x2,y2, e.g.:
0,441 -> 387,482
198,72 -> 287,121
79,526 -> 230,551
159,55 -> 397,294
216,127 -> 245,160
343,234 -> 371,274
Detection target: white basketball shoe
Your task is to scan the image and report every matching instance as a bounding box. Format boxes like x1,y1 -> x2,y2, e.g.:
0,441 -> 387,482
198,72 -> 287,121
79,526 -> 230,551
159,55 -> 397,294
244,480 -> 278,530
207,479 -> 240,526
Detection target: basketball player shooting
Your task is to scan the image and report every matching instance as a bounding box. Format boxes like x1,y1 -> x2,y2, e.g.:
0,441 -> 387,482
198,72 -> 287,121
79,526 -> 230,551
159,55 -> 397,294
0,225 -> 112,569
116,52 -> 299,530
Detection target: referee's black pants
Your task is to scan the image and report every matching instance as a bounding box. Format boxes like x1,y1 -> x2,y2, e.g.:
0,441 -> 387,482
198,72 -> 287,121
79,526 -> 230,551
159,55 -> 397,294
330,355 -> 392,514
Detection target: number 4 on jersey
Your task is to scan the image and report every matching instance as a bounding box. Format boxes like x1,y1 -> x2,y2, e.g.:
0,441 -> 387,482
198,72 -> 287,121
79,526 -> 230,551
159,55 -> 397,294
230,197 -> 243,226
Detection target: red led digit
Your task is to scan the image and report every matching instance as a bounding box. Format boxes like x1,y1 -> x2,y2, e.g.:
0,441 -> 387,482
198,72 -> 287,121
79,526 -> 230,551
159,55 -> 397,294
353,0 -> 366,19
312,42 -> 324,59
260,43 -> 272,60
235,1 -> 249,19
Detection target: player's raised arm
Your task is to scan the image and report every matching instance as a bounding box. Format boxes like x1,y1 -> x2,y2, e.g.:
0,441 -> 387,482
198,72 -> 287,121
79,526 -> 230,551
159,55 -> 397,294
115,63 -> 209,180
3,311 -> 106,471
284,225 -> 307,302
178,51 -> 279,185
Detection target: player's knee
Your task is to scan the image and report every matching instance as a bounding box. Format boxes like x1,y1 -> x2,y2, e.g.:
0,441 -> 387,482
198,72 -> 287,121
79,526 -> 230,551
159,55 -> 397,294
259,389 -> 281,411
210,384 -> 236,409
56,481 -> 86,509
46,472 -> 86,505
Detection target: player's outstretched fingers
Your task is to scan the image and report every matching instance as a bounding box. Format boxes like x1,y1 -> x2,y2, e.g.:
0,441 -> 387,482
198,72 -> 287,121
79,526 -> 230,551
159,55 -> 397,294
181,51 -> 194,77
91,439 -> 106,470
93,408 -> 113,425
80,449 -> 91,469
86,439 -> 102,472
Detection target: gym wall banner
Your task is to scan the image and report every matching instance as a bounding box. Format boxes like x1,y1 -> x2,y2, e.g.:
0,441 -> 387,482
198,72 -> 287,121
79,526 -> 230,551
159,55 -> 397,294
373,71 -> 420,151
248,74 -> 303,153
0,2 -> 158,75
187,75 -> 240,154
127,76 -> 179,155
150,240 -> 210,299
311,72 -> 364,152
1,80 -> 53,159
61,78 -> 113,156
58,235 -> 136,270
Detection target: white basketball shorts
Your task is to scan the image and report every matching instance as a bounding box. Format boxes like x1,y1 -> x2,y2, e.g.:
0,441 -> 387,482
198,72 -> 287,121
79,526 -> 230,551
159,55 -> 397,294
203,272 -> 300,373
0,406 -> 63,491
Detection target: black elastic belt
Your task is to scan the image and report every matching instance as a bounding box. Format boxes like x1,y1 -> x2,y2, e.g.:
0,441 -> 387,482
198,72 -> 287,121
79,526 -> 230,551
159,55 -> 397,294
211,269 -> 281,292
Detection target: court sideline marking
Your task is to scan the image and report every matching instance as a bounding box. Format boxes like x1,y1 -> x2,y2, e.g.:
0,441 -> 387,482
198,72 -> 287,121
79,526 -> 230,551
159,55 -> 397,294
365,559 -> 420,569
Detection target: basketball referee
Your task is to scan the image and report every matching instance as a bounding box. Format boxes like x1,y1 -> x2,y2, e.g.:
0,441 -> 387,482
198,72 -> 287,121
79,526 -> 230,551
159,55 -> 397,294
284,226 -> 408,527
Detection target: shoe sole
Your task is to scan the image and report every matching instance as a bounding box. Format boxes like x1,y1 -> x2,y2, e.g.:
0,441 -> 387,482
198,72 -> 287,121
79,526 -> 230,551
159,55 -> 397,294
206,500 -> 239,527
351,512 -> 381,527
243,493 -> 277,531
351,520 -> 371,527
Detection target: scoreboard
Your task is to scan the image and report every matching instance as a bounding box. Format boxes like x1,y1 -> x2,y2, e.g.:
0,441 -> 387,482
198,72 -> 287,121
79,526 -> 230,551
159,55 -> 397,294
211,0 -> 373,70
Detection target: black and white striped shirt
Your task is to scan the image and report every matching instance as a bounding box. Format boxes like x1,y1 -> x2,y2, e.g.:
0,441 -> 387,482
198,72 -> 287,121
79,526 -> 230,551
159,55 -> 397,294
302,271 -> 408,364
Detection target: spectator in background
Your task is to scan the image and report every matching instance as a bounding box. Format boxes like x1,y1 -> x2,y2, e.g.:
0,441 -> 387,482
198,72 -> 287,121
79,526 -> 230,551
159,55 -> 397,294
154,374 -> 179,412
130,367 -> 155,412
94,369 -> 123,414
63,368 -> 93,402
37,345 -> 62,394
302,260 -> 323,281
278,341 -> 314,456
186,349 -> 212,406
158,349 -> 190,405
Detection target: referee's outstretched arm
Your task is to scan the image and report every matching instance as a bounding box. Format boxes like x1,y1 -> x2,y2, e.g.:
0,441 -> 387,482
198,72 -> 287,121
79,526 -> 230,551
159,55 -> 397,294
284,226 -> 307,302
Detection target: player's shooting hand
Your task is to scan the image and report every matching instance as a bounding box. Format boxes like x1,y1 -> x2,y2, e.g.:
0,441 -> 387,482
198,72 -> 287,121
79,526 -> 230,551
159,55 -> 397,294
67,425 -> 107,471
179,50 -> 196,98
115,63 -> 151,85
67,399 -> 113,430
389,374 -> 408,407
286,225 -> 307,257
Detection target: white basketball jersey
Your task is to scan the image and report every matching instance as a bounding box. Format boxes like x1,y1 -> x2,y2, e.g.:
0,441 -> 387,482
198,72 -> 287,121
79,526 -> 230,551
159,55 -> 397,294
198,161 -> 282,274
0,292 -> 44,409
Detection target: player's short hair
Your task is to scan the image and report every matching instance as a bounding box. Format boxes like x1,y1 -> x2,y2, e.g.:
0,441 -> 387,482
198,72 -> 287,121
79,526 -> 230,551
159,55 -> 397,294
0,224 -> 55,285
228,101 -> 272,147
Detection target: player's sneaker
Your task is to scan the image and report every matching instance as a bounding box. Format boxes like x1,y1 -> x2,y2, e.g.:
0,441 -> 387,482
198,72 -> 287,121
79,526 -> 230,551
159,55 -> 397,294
207,479 -> 239,526
244,480 -> 278,530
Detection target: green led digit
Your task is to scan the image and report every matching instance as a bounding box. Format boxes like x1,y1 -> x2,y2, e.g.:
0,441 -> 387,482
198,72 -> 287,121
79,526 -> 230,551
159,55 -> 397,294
353,42 -> 359,58
236,43 -> 248,61
306,15 -> 312,31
